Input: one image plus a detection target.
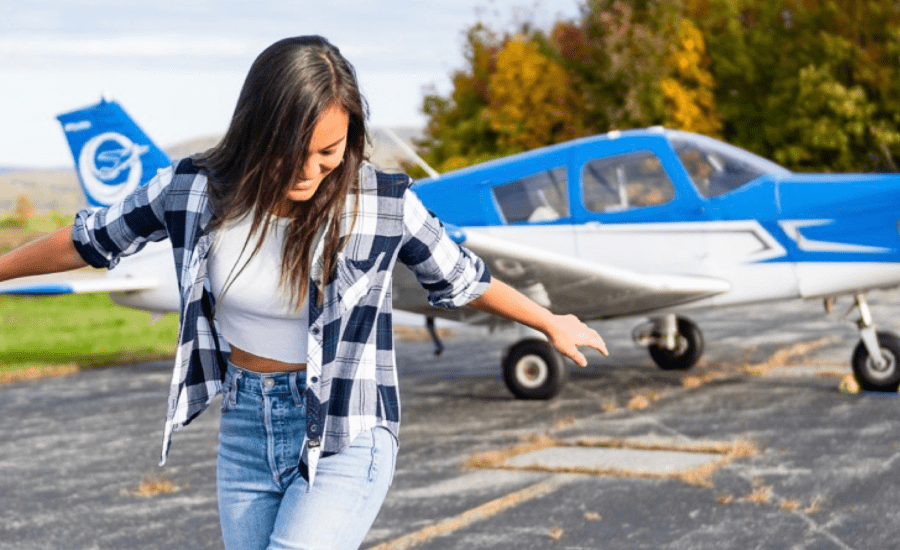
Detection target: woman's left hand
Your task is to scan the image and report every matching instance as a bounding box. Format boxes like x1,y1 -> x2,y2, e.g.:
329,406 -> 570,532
469,278 -> 610,367
543,314 -> 608,367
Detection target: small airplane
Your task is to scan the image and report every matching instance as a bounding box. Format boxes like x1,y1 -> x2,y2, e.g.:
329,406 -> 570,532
4,98 -> 900,400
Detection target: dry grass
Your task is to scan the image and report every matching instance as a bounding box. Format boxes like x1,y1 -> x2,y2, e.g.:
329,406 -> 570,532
466,435 -> 758,489
627,389 -> 660,411
576,437 -> 757,457
627,394 -> 651,410
745,484 -> 773,504
681,375 -> 706,389
803,497 -> 824,515
741,337 -> 837,377
716,493 -> 735,505
818,370 -> 849,379
547,527 -> 564,541
673,439 -> 758,488
583,511 -> 601,521
464,433 -> 557,469
553,415 -> 576,431
744,478 -> 773,505
680,337 -> 839,391
0,363 -> 79,384
369,478 -> 567,550
124,473 -> 181,498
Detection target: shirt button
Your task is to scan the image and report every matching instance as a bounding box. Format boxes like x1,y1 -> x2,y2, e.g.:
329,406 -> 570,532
263,377 -> 275,389
310,376 -> 318,383
310,327 -> 320,335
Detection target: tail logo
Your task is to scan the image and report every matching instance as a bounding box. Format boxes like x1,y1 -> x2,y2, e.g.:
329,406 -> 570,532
78,131 -> 149,206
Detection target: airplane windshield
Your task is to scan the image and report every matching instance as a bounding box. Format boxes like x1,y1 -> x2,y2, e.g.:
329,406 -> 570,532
667,131 -> 790,198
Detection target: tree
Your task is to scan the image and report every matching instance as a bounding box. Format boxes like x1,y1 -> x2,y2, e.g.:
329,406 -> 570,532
768,64 -> 899,171
557,0 -> 673,131
696,0 -> 900,171
419,0 -> 900,173
659,18 -> 721,135
485,36 -> 583,153
417,24 -> 503,173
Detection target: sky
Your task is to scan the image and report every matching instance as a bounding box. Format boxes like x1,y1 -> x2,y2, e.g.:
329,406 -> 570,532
1,0 -> 582,168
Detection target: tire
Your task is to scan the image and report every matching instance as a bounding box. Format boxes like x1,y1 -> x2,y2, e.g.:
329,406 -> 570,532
852,331 -> 900,392
502,339 -> 568,400
648,316 -> 704,371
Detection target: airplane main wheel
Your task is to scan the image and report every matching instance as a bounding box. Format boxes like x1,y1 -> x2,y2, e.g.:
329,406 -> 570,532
852,331 -> 900,392
502,339 -> 568,400
648,316 -> 704,370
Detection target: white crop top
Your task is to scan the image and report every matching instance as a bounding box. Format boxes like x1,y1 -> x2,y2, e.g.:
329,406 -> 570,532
209,213 -> 308,363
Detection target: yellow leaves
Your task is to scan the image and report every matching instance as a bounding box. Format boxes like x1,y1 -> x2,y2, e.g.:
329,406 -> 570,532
660,77 -> 720,135
485,36 -> 581,153
661,19 -> 722,135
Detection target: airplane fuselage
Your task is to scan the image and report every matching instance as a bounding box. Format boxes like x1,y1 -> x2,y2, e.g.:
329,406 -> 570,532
407,129 -> 900,320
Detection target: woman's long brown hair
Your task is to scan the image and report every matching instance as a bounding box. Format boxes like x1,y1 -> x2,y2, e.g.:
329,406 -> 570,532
197,36 -> 366,308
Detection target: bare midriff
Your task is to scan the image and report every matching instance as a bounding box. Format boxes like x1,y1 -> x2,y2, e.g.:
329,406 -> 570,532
230,345 -> 307,373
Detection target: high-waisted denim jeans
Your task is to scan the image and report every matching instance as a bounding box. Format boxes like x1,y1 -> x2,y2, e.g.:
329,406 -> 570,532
217,363 -> 397,550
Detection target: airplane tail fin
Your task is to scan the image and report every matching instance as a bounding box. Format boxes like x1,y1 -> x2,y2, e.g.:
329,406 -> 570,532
57,98 -> 171,208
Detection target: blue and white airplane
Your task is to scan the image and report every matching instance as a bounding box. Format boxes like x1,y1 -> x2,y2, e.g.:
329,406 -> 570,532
5,98 -> 900,399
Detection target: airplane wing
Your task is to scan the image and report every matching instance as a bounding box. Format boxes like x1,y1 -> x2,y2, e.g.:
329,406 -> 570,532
393,226 -> 731,323
0,272 -> 158,296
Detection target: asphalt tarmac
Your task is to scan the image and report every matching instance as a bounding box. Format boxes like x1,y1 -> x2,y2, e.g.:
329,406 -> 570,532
2,290 -> 900,550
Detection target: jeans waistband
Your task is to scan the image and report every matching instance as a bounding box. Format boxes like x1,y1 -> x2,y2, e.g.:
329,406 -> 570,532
225,361 -> 307,395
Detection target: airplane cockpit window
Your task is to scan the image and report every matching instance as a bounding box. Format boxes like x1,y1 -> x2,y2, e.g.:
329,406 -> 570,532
492,166 -> 569,224
669,135 -> 787,198
581,151 -> 674,213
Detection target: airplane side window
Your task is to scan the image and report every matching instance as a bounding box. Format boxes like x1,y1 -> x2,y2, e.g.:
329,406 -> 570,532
672,140 -> 765,198
492,167 -> 569,224
581,151 -> 674,213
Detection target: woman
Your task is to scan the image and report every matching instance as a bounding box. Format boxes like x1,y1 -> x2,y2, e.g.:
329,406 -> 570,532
0,36 -> 607,549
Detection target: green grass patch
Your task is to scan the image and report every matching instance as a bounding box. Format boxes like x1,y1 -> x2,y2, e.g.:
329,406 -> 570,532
0,293 -> 178,382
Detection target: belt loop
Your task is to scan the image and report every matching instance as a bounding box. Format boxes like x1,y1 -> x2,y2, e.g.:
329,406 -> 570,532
227,366 -> 243,408
289,371 -> 302,406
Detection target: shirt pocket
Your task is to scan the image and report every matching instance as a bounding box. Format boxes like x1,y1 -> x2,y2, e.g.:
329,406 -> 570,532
334,252 -> 387,312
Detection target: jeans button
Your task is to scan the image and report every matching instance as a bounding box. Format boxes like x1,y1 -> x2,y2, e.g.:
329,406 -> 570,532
263,377 -> 275,389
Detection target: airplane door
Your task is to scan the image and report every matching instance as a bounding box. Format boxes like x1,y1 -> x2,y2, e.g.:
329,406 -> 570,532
571,145 -> 708,276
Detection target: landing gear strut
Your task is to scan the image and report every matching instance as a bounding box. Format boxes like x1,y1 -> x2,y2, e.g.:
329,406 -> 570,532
633,314 -> 704,370
850,293 -> 900,392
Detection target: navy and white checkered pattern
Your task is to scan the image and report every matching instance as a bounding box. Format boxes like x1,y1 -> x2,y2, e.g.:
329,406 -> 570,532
72,160 -> 491,483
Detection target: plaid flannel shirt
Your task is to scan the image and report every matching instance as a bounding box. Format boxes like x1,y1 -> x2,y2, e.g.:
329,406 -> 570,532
71,159 -> 491,484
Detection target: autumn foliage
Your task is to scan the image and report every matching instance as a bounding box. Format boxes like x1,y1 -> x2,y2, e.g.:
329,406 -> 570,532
417,0 -> 900,174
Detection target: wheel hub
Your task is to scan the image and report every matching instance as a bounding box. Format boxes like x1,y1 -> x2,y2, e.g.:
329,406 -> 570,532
515,356 -> 548,389
866,351 -> 896,380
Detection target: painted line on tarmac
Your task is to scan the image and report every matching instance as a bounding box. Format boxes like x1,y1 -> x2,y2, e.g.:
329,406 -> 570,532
367,474 -> 578,550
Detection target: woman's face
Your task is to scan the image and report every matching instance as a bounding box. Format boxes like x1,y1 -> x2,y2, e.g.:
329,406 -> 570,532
285,103 -> 349,203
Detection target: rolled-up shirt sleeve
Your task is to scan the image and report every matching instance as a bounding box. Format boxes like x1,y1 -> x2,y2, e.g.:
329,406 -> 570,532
398,188 -> 491,309
71,164 -> 172,269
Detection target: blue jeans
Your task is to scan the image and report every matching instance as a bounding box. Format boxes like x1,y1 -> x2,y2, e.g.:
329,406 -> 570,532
217,363 -> 397,550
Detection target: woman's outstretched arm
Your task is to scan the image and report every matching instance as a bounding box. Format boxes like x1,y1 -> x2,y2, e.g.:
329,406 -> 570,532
468,277 -> 608,366
0,225 -> 88,283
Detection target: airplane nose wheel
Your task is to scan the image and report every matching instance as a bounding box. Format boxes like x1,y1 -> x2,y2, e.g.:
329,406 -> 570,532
646,316 -> 704,370
852,331 -> 900,392
502,338 -> 568,399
